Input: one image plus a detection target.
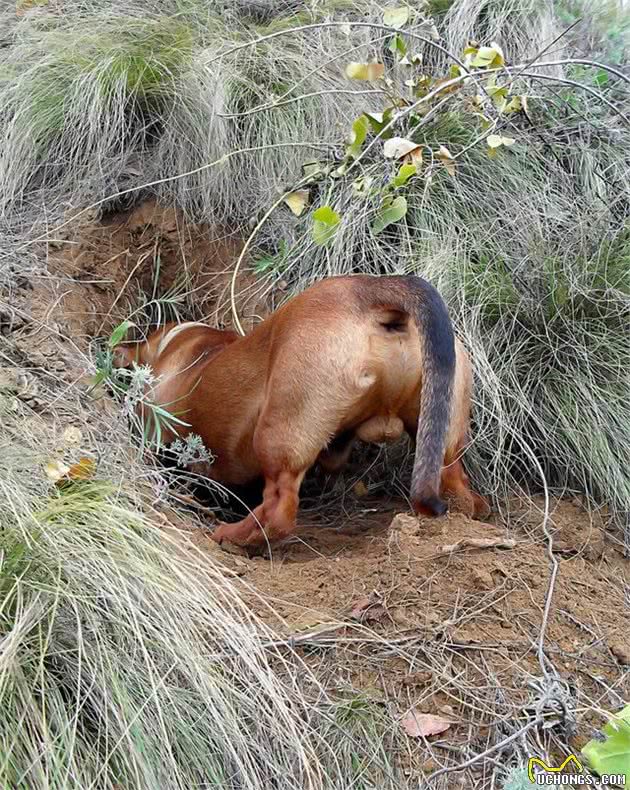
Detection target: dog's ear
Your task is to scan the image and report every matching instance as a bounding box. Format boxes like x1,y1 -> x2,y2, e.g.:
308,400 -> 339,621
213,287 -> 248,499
111,343 -> 139,369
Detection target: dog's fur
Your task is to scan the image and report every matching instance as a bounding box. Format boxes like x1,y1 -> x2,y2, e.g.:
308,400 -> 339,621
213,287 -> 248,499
113,275 -> 488,547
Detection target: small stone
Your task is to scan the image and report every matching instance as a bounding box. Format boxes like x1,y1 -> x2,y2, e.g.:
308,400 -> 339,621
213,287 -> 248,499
391,606 -> 413,627
610,640 -> 630,665
389,513 -> 419,534
28,352 -> 47,368
471,567 -> 494,590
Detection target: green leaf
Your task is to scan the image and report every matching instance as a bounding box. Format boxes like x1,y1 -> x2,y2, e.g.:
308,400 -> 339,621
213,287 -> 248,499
346,115 -> 370,159
594,69 -> 609,87
504,95 -> 523,113
254,241 -> 289,274
392,163 -> 417,187
471,43 -> 505,69
371,196 -> 407,235
151,404 -> 190,428
383,6 -> 409,28
487,85 -> 508,110
388,34 -> 407,58
365,107 -> 394,138
312,206 -> 341,246
583,704 -> 630,782
108,320 -> 135,349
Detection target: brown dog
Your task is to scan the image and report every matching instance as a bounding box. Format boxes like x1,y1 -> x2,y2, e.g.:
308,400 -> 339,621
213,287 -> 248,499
113,275 -> 488,547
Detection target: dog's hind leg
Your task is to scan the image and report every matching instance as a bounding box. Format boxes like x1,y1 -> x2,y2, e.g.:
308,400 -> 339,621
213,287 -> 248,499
211,351 -> 356,548
440,444 -> 490,518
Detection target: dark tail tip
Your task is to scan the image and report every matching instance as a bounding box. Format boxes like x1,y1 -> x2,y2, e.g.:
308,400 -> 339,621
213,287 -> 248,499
413,495 -> 448,518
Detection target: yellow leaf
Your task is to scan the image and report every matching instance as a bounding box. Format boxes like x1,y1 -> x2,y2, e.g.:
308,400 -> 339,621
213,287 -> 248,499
471,43 -> 505,69
406,146 -> 423,167
490,41 -> 505,66
353,480 -> 369,497
487,134 -> 515,149
437,145 -> 456,176
66,458 -> 96,481
345,62 -> 385,81
504,95 -> 522,113
383,137 -> 421,159
45,459 -> 70,483
284,190 -> 309,217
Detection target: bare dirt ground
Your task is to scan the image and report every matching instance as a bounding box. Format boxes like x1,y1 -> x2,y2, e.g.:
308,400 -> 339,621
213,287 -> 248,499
198,498 -> 629,749
3,200 -> 629,775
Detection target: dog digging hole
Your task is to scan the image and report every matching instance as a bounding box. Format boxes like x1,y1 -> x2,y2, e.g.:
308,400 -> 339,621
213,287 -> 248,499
5,199 -> 629,768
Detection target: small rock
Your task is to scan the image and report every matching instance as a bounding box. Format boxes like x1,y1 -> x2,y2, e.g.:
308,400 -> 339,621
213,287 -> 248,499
471,566 -> 494,590
215,539 -> 250,558
391,606 -> 414,627
28,352 -> 47,368
610,640 -> 630,665
389,513 -> 419,535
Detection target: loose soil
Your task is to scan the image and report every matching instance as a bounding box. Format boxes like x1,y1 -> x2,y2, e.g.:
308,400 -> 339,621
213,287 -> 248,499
198,497 -> 629,750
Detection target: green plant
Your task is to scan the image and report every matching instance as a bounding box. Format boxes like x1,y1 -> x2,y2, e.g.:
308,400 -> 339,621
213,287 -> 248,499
583,704 -> 630,782
91,320 -> 191,453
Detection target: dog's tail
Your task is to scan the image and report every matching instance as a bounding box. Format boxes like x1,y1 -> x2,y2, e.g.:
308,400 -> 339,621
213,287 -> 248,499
355,275 -> 456,516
